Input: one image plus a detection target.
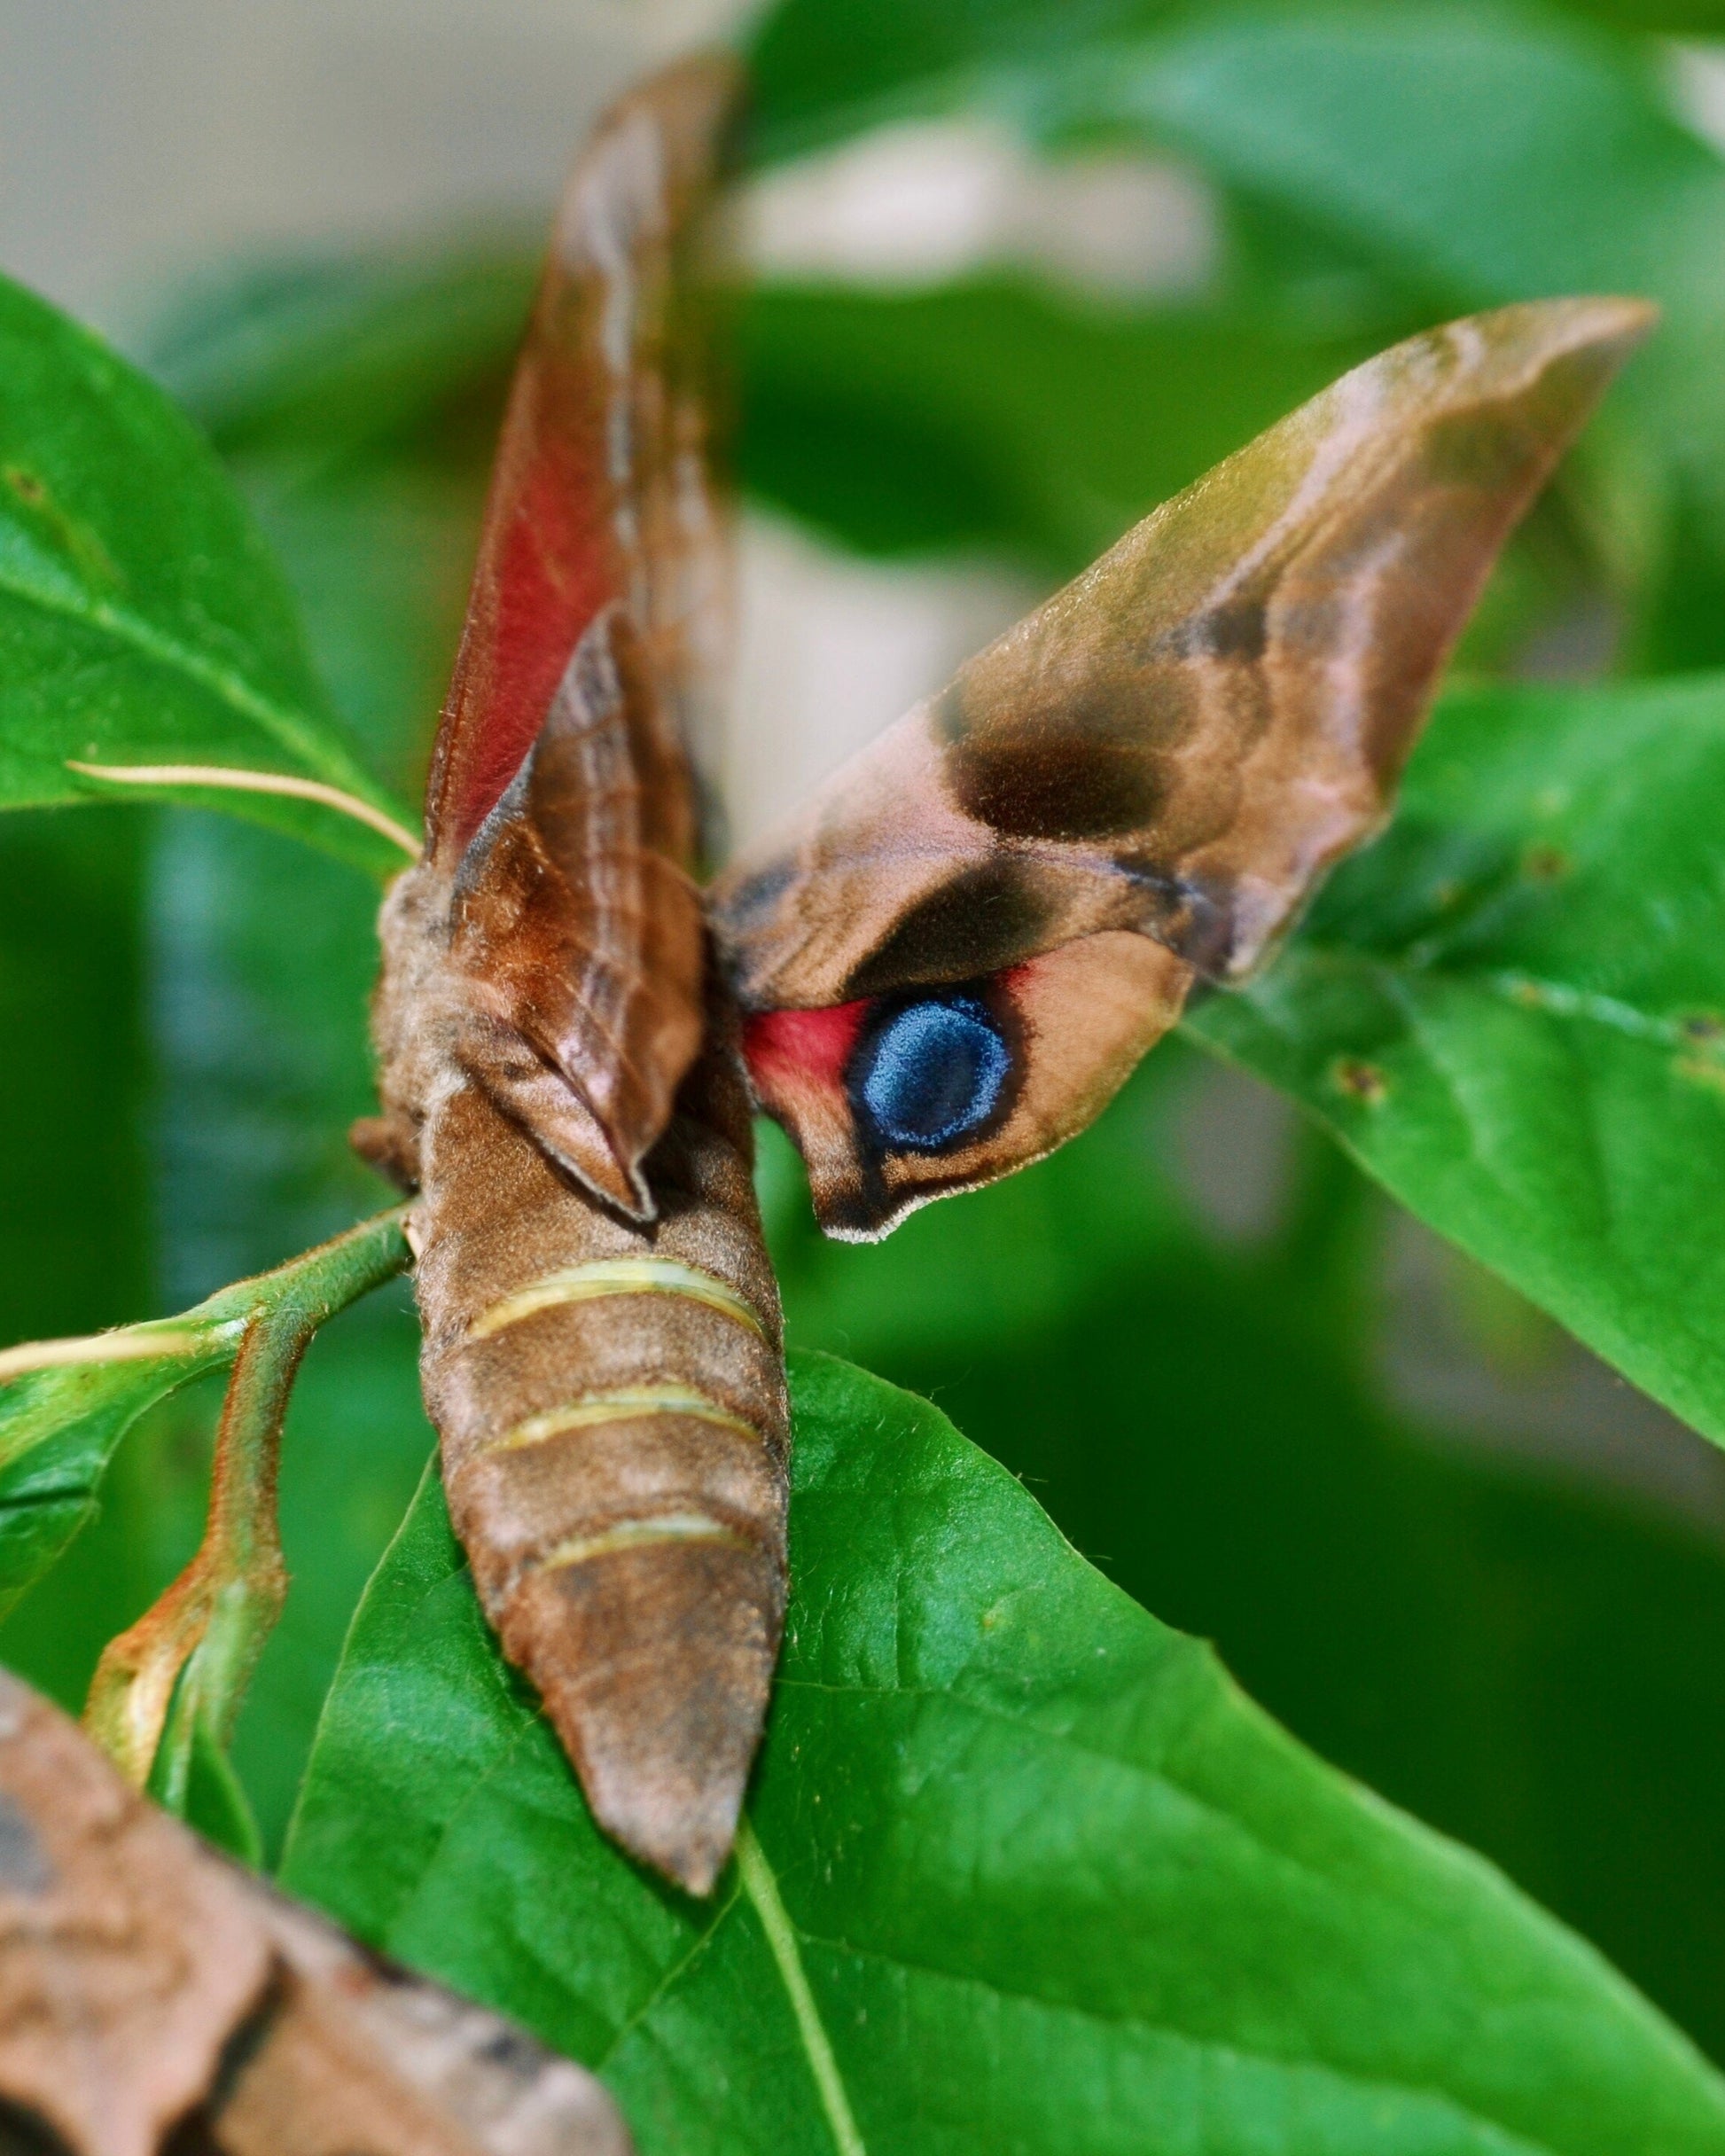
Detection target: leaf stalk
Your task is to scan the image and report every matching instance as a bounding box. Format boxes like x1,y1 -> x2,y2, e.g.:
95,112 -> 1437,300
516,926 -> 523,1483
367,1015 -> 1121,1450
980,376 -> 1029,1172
81,1205 -> 412,1816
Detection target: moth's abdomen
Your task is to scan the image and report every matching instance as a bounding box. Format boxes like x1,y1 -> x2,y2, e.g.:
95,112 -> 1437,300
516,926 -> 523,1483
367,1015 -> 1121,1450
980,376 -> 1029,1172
412,1032 -> 786,1896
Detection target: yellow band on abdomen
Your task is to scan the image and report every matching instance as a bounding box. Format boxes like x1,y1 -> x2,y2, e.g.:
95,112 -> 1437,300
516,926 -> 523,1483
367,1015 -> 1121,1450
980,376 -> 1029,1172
482,1382 -> 766,1456
465,1257 -> 767,1344
538,1512 -> 744,1573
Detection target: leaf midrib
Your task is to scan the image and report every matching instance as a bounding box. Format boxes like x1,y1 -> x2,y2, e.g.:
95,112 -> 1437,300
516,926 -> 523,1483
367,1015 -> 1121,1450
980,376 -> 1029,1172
601,1816 -> 1597,2156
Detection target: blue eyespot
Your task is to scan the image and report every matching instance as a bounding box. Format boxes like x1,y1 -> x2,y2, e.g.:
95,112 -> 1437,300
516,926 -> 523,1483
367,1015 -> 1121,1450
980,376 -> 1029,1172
855,996 -> 1012,1153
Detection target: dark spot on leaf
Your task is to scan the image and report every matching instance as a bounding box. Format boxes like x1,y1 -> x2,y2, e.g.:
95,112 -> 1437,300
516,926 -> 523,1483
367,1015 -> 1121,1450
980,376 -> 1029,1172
844,862 -> 1052,997
1332,1058 -> 1390,1106
2,467 -> 120,588
1681,1012 -> 1725,1045
1521,843 -> 1571,883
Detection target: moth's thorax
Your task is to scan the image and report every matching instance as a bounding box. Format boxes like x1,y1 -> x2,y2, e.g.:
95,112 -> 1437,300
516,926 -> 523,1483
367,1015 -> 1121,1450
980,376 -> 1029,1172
355,860 -> 464,1192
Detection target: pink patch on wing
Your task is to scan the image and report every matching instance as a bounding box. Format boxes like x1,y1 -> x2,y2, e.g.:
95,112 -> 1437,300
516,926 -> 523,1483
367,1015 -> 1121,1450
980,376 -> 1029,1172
742,1002 -> 869,1112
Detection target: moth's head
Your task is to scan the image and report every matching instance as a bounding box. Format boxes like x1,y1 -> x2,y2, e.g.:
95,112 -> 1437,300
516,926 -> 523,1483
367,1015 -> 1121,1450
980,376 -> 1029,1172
738,933 -> 1192,1238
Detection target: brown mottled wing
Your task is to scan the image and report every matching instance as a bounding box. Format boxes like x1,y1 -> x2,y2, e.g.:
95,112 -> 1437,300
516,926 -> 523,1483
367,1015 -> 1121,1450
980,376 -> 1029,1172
0,1671 -> 631,2156
710,298 -> 1654,1238
400,56 -> 734,1217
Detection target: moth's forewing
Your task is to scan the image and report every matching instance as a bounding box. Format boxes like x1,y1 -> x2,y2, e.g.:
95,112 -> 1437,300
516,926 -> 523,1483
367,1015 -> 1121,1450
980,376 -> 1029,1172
712,297 -> 1655,1238
378,57 -> 737,1217
442,606 -> 706,1214
0,1674 -> 630,2156
424,62 -> 731,869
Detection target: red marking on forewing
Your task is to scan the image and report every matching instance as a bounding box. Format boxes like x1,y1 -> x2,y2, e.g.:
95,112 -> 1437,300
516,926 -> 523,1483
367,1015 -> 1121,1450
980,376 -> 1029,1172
428,361 -> 615,858
742,1002 -> 869,1113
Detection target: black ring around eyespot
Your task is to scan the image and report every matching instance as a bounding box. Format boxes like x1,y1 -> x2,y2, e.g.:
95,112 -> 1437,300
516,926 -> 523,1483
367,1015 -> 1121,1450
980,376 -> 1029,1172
847,990 -> 1014,1155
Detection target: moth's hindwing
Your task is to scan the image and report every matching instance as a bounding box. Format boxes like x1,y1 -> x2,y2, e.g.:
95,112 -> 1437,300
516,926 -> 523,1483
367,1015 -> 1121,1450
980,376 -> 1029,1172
712,297 -> 1655,1238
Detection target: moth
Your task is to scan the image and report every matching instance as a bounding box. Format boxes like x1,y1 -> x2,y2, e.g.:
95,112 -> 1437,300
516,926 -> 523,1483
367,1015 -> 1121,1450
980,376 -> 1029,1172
363,57 -> 1651,1895
0,1671 -> 631,2156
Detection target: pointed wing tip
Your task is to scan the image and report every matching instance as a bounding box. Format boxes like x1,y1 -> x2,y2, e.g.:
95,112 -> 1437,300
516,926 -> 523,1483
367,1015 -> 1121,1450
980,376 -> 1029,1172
1489,293 -> 1659,371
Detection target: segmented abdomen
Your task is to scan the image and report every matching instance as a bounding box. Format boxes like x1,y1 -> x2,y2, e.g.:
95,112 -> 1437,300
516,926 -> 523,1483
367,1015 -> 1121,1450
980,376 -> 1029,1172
410,1019 -> 786,1895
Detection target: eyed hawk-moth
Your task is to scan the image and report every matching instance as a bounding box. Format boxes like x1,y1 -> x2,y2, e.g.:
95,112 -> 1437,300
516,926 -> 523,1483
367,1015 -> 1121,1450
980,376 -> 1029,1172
361,57 -> 1652,1894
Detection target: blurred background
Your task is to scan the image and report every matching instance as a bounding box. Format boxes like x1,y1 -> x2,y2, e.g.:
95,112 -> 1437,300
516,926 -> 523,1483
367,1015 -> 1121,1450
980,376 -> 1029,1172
8,0 -> 1725,2066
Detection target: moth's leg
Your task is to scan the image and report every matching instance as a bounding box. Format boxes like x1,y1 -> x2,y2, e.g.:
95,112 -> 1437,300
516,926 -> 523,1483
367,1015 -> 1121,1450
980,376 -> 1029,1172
83,1310 -> 301,1811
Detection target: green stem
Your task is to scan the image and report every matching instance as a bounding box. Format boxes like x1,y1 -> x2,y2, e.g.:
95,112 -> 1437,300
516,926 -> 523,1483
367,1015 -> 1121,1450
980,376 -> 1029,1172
84,1206 -> 412,1807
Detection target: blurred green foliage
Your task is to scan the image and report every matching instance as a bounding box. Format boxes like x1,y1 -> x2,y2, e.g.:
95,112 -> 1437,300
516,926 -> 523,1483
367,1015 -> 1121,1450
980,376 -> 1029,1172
5,0 -> 1725,2143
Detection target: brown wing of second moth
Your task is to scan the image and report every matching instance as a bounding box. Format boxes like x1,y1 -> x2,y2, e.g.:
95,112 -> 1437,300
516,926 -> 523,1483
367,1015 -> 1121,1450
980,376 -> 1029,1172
0,1671 -> 631,2156
710,298 -> 1654,1238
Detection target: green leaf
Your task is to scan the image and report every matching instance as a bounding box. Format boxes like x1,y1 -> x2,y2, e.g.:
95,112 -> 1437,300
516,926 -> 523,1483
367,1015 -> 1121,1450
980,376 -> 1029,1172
747,0 -> 1725,158
742,281 -> 1389,568
138,249 -> 523,805
0,272 -> 418,872
1086,11 -> 1710,303
150,813 -> 398,1301
0,1316 -> 241,1624
0,810 -> 152,1347
0,804 -> 174,1721
142,243 -> 536,476
154,1697 -> 263,1867
747,0 -> 1201,161
765,1049 -> 1725,2055
1189,670 -> 1725,1444
1069,12 -> 1725,542
283,1353 -> 1725,2155
0,1207 -> 410,1620
230,1299 -> 433,1860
